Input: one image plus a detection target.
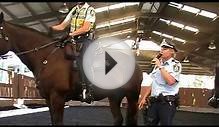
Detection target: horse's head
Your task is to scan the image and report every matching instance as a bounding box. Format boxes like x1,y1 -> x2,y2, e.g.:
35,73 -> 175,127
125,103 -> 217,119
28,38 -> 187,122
0,12 -> 11,55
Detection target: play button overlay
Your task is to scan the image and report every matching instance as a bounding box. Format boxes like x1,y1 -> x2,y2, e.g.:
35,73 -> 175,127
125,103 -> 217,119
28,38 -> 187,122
105,51 -> 117,75
83,37 -> 135,90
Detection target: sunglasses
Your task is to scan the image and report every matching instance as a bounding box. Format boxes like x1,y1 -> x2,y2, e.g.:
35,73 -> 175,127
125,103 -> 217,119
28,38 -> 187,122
161,45 -> 174,49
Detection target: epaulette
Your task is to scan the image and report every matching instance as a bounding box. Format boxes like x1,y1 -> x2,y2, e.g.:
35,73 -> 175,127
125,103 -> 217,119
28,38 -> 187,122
172,59 -> 179,63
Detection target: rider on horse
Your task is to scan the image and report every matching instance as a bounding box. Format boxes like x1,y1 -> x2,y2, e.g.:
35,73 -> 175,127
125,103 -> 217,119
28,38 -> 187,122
51,2 -> 96,104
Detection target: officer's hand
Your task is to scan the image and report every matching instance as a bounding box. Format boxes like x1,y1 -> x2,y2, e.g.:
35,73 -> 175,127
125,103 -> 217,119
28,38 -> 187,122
69,32 -> 75,37
152,58 -> 161,67
51,25 -> 57,30
138,99 -> 146,110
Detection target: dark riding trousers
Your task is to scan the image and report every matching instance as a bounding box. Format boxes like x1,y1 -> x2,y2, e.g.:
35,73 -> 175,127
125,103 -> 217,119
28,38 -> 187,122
74,33 -> 93,84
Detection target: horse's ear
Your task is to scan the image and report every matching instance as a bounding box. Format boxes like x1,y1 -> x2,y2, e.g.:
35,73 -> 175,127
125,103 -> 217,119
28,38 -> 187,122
0,12 -> 4,24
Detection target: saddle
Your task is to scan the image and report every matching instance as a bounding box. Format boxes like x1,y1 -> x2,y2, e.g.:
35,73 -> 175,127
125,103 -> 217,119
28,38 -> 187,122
55,34 -> 94,104
55,36 -> 83,60
64,41 -> 83,60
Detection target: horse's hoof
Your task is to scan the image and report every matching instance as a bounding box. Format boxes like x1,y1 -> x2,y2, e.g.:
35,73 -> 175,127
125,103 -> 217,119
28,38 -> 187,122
208,97 -> 219,108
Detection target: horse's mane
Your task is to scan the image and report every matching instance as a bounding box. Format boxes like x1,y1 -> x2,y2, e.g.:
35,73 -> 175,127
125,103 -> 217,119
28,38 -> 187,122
6,21 -> 50,38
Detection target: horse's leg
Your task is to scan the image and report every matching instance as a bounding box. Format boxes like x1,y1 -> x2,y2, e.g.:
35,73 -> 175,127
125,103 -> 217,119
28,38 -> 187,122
125,92 -> 139,125
45,99 -> 54,124
47,91 -> 65,125
108,96 -> 124,125
208,90 -> 219,108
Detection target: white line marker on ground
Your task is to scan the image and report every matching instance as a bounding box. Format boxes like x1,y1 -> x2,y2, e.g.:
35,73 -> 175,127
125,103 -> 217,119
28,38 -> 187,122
0,106 -> 69,118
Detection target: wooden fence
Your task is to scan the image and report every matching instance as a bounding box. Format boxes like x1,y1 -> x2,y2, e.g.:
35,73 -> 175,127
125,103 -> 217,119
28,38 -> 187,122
0,68 -> 43,107
0,70 -> 42,99
0,68 -> 215,108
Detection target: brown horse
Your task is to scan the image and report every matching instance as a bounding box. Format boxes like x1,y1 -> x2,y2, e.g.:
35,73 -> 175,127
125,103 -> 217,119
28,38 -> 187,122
0,12 -> 142,125
208,62 -> 219,108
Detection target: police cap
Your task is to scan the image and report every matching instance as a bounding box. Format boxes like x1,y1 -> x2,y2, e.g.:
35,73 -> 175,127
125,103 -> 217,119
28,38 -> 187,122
160,39 -> 177,52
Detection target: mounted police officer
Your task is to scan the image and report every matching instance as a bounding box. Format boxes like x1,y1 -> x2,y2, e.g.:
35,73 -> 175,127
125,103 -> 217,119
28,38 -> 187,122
138,39 -> 182,125
51,2 -> 96,104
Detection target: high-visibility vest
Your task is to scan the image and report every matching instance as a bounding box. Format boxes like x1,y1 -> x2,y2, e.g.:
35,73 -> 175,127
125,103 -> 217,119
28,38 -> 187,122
70,5 -> 95,32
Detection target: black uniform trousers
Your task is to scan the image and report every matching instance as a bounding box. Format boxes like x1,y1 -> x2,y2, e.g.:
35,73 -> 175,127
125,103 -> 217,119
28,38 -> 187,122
75,37 -> 92,84
144,98 -> 177,125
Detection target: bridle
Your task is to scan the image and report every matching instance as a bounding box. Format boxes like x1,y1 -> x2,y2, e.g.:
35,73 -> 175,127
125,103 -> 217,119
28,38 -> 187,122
0,22 -> 60,57
0,23 -> 9,41
0,22 -> 9,59
0,21 -> 62,82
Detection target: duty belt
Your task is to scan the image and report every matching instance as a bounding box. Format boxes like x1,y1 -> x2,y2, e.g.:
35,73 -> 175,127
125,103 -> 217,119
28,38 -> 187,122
74,33 -> 89,40
74,32 -> 94,41
149,94 -> 178,103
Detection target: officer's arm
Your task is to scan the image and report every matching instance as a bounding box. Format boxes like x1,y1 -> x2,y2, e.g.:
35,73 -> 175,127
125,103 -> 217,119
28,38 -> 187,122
159,67 -> 176,86
52,21 -> 69,31
52,7 -> 75,31
138,86 -> 151,109
69,21 -> 91,37
142,86 -> 151,100
153,58 -> 176,85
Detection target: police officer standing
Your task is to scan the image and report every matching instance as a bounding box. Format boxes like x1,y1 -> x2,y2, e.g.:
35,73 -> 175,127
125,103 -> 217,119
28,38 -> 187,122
51,2 -> 96,103
138,39 -> 182,125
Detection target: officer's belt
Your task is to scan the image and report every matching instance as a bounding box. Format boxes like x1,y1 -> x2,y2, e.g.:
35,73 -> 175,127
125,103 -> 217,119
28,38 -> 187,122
149,94 -> 178,103
74,32 -> 94,42
74,34 -> 88,40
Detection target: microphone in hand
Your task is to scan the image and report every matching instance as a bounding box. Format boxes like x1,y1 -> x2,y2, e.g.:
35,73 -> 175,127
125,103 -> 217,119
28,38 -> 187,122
151,53 -> 162,65
147,53 -> 162,73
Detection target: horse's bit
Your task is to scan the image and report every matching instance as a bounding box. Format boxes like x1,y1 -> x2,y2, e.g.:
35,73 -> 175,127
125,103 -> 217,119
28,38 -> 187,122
0,24 -> 9,59
0,24 -> 9,41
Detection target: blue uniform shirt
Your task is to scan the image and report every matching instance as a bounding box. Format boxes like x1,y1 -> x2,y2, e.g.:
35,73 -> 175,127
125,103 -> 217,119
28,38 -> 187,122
150,57 -> 182,97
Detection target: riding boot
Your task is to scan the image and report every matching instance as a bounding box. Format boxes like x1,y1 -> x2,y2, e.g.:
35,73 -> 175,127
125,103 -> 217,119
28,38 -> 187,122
80,82 -> 93,104
77,57 -> 93,104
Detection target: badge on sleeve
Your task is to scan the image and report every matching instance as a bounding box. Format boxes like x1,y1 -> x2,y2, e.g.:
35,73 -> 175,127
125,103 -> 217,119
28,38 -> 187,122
173,64 -> 180,72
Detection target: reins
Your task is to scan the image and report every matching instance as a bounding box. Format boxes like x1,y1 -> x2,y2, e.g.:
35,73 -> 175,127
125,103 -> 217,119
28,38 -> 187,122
16,39 -> 60,56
